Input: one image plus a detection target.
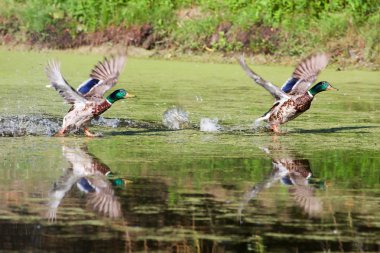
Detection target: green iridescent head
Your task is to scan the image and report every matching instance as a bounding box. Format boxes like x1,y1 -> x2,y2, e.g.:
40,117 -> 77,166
111,178 -> 125,186
106,89 -> 135,104
106,172 -> 128,187
308,177 -> 326,190
308,81 -> 338,96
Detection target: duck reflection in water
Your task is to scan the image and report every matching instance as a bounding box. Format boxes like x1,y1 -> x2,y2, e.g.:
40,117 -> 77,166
239,143 -> 325,220
46,146 -> 126,221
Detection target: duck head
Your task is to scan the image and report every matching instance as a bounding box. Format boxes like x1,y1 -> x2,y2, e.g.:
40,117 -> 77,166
106,89 -> 135,104
308,81 -> 338,96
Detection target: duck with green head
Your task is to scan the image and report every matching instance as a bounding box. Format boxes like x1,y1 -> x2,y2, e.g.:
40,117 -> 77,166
45,55 -> 135,137
238,53 -> 337,133
46,146 -> 127,221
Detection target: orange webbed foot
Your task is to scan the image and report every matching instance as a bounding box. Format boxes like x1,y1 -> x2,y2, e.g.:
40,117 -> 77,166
84,127 -> 96,137
270,125 -> 282,134
53,129 -> 66,137
83,128 -> 102,137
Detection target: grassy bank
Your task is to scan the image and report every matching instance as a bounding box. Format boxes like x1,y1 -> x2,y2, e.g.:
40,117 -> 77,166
0,0 -> 379,66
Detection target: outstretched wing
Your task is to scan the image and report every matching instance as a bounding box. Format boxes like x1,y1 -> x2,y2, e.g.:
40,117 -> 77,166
45,60 -> 87,104
289,185 -> 322,217
85,177 -> 122,218
237,56 -> 289,101
281,53 -> 329,95
77,55 -> 126,99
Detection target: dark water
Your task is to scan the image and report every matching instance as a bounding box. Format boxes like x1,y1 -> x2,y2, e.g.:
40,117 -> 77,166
0,133 -> 379,253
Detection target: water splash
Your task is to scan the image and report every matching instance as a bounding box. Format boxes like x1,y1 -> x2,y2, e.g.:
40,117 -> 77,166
162,106 -> 190,130
200,118 -> 222,132
251,118 -> 270,132
91,116 -> 121,128
93,116 -> 166,129
0,114 -> 169,137
0,115 -> 60,137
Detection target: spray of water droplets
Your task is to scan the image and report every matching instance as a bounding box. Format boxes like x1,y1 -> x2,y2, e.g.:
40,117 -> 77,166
0,115 -> 61,137
200,118 -> 222,132
162,107 -> 190,130
91,116 -> 121,128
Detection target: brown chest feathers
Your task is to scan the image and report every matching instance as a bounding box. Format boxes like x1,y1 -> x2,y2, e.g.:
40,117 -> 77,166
294,94 -> 313,112
92,100 -> 112,117
268,94 -> 313,124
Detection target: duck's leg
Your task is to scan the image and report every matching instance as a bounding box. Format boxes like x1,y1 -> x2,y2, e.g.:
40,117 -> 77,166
83,127 -> 96,137
271,124 -> 281,134
54,129 -> 66,137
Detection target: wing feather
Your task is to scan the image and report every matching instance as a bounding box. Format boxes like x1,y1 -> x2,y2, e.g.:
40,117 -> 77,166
237,56 -> 289,100
286,53 -> 329,95
289,185 -> 322,217
77,78 -> 100,95
83,55 -> 126,99
45,60 -> 87,104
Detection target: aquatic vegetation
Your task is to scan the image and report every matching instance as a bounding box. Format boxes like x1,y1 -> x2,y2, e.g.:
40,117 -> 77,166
0,50 -> 379,252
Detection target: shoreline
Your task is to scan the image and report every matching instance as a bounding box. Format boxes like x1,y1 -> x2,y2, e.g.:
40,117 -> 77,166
1,44 -> 379,71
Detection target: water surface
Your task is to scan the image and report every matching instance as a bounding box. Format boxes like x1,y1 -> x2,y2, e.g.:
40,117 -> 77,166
0,49 -> 379,252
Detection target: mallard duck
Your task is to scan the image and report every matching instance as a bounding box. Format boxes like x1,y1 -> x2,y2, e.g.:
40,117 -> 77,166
45,54 -> 134,137
238,53 -> 337,133
271,156 -> 323,217
46,146 -> 125,220
239,145 -> 323,219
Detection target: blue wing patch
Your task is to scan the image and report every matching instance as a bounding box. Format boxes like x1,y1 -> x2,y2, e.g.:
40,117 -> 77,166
77,178 -> 96,193
281,77 -> 299,93
77,78 -> 100,95
281,176 -> 293,186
